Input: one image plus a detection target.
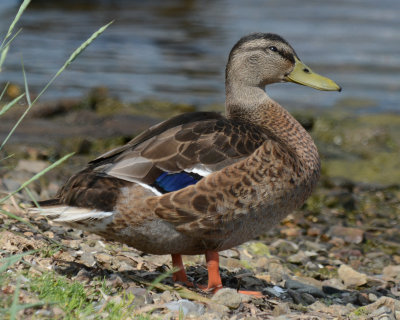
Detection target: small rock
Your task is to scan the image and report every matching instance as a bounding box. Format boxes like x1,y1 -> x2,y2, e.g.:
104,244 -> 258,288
309,301 -> 355,317
338,264 -> 367,287
220,257 -> 244,271
329,237 -> 346,247
219,249 -> 240,259
126,287 -> 153,307
237,275 -> 264,290
73,269 -> 92,283
198,312 -> 223,320
368,306 -> 394,320
247,242 -> 271,256
383,265 -> 400,281
304,261 -> 318,270
272,302 -> 291,316
164,299 -> 204,316
263,286 -> 286,298
211,288 -> 243,308
265,260 -> 288,284
287,251 -> 309,264
285,280 -> 325,298
287,289 -> 315,305
368,293 -> 378,302
322,278 -> 347,290
117,261 -> 136,272
79,252 -> 96,267
159,290 -> 179,303
280,227 -> 301,237
329,226 -> 364,244
105,274 -> 124,288
95,253 -> 113,264
302,240 -> 327,252
253,256 -> 269,269
16,159 -> 48,173
322,285 -> 347,295
307,227 -> 321,237
270,239 -> 299,254
207,302 -> 230,315
358,296 -> 400,316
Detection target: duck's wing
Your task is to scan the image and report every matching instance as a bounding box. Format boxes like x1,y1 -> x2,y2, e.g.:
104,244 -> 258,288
88,111 -> 266,187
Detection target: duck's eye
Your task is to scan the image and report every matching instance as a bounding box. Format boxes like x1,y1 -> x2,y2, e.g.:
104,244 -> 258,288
268,46 -> 278,52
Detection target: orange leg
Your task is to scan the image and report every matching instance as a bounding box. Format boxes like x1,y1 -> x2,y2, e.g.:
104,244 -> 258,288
204,250 -> 263,297
203,250 -> 223,293
171,254 -> 193,287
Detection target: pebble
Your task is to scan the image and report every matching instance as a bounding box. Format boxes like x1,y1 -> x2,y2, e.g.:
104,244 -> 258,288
126,287 -> 153,307
164,299 -> 205,316
309,301 -> 355,317
211,288 -> 243,308
106,273 -> 122,286
285,279 -> 326,298
263,286 -> 286,298
368,306 -> 394,320
270,239 -> 299,254
272,302 -> 291,316
207,302 -> 230,316
338,264 -> 367,287
302,240 -> 327,252
16,159 -> 48,174
159,290 -> 178,303
329,226 -> 364,244
368,293 -> 378,302
287,251 -> 309,264
287,289 -> 316,305
383,265 -> 400,281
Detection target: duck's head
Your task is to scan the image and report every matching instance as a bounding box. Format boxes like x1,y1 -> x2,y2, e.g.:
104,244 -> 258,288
226,33 -> 341,92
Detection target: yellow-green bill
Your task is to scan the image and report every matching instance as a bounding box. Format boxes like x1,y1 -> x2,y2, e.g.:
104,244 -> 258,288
285,57 -> 341,92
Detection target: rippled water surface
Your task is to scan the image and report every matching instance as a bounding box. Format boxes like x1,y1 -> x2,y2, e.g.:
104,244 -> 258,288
1,0 -> 399,112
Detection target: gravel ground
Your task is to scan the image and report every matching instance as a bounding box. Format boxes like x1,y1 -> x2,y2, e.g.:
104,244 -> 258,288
1,161 -> 399,319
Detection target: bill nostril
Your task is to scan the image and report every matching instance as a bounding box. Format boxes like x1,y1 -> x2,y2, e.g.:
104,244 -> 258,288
303,68 -> 310,73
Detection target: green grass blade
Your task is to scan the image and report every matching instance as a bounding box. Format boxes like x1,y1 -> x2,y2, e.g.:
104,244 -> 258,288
0,251 -> 35,274
0,28 -> 22,53
21,57 -> 31,106
0,152 -> 74,204
1,0 -> 30,48
9,277 -> 21,320
0,22 -> 113,151
0,29 -> 22,72
0,153 -> 15,162
0,93 -> 25,116
0,46 -> 10,72
25,187 -> 39,208
0,82 -> 9,100
147,268 -> 177,292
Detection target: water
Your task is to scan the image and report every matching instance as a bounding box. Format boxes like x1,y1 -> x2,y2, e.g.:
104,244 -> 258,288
1,0 -> 399,112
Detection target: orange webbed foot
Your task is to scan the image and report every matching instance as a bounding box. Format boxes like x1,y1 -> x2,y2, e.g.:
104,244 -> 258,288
171,251 -> 264,297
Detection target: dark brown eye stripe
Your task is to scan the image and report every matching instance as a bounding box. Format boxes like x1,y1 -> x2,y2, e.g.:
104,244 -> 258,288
276,50 -> 295,64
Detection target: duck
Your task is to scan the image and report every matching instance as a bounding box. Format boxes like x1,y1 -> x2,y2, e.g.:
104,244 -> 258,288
31,33 -> 340,295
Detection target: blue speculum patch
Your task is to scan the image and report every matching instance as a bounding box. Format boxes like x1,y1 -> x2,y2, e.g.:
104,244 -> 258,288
154,172 -> 202,193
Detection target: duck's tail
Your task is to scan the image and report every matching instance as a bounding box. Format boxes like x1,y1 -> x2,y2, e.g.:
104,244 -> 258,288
28,199 -> 114,224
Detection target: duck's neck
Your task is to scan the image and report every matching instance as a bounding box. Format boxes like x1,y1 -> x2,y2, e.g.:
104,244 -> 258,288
225,83 -> 320,173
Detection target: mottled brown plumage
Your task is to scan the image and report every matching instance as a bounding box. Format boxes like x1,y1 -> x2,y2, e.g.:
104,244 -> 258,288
31,33 -> 340,293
